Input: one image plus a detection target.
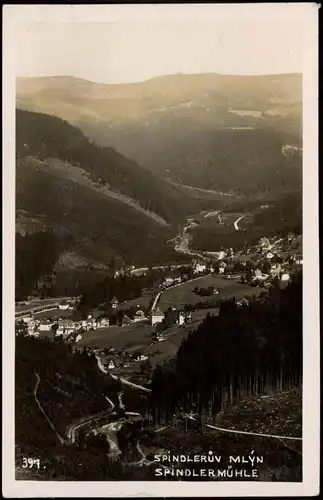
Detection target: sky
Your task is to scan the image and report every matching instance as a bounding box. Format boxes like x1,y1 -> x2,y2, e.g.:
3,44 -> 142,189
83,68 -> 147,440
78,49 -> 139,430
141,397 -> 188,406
14,18 -> 305,84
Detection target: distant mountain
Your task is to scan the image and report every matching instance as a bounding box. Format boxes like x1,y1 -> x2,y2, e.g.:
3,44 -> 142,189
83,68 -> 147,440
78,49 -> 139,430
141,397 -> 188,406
17,73 -> 302,195
16,109 -> 195,291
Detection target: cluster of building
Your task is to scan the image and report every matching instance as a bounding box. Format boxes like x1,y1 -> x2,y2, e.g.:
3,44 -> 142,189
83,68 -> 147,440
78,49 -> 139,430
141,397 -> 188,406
248,266 -> 291,287
73,344 -> 150,373
240,234 -> 302,287
185,234 -> 302,291
16,294 -> 150,340
17,313 -> 112,340
102,351 -> 149,371
150,307 -> 192,328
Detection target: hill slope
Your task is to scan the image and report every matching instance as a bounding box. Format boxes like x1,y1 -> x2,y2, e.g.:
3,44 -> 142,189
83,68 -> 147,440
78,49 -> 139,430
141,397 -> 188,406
16,109 -> 197,223
16,110 -> 195,294
17,73 -> 302,195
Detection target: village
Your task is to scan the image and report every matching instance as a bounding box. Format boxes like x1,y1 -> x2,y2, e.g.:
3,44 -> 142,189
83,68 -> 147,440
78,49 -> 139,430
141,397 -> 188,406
16,232 -> 302,380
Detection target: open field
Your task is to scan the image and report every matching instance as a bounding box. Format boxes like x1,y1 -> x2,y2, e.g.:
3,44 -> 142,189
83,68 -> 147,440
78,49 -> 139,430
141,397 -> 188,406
144,310 -> 220,368
195,210 -> 254,228
119,294 -> 153,312
34,308 -> 73,320
72,307 -> 222,369
38,278 -> 265,372
159,275 -> 263,311
77,322 -> 154,351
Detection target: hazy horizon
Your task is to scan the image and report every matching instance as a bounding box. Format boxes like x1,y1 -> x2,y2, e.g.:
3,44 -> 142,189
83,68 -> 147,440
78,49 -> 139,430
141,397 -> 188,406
14,19 -> 304,85
16,69 -> 303,86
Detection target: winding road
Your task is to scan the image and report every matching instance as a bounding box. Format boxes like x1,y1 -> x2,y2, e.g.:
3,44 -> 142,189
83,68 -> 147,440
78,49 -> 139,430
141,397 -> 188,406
233,214 -> 247,231
183,413 -> 302,441
34,373 -> 66,445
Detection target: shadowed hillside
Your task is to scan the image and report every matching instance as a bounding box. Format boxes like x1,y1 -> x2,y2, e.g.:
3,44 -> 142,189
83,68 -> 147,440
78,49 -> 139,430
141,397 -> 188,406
16,110 -> 197,295
16,109 -> 198,223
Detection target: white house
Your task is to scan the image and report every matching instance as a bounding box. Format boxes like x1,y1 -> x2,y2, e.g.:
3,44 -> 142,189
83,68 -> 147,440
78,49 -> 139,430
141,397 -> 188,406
165,277 -> 174,286
75,333 -> 83,343
137,354 -> 148,362
266,252 -> 274,259
58,301 -> 70,311
22,315 -> 33,324
218,261 -> 227,274
97,317 -> 110,328
107,360 -> 115,370
151,308 -> 165,326
57,319 -> 75,336
217,251 -> 227,261
39,320 -> 54,332
194,263 -> 206,274
281,273 -> 290,282
178,312 -> 185,326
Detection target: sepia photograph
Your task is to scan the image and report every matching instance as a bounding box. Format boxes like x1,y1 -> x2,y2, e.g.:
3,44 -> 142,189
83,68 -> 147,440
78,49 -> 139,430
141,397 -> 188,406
2,3 -> 319,497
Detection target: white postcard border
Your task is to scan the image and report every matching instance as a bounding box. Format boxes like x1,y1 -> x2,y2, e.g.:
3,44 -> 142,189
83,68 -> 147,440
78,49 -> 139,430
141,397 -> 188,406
2,3 -> 320,497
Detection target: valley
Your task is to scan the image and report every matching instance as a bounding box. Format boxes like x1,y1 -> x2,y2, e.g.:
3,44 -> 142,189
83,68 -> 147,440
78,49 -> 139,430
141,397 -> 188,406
14,71 -> 303,484
17,73 -> 302,195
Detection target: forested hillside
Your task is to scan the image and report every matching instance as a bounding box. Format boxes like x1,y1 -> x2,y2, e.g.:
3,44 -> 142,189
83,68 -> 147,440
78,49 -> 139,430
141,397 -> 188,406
16,109 -> 197,223
150,272 -> 302,422
15,110 -> 197,296
15,335 -> 128,479
15,230 -> 64,300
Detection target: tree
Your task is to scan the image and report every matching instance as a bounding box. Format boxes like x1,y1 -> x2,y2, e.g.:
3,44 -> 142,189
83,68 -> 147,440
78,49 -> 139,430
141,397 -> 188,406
140,359 -> 152,378
51,323 -> 59,340
262,260 -> 271,274
245,269 -> 253,283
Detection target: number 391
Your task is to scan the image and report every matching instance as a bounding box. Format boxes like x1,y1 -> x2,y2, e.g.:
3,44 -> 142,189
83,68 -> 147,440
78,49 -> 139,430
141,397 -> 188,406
22,458 -> 40,469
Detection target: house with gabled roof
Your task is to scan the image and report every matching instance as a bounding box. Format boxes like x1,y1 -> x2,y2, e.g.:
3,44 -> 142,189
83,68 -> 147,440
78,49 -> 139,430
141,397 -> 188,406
110,297 -> 119,309
150,307 -> 165,326
218,261 -> 227,274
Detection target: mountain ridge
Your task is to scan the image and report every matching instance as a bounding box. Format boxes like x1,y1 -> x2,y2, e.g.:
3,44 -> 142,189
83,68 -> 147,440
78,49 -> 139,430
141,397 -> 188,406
17,73 -> 302,195
16,71 -> 302,86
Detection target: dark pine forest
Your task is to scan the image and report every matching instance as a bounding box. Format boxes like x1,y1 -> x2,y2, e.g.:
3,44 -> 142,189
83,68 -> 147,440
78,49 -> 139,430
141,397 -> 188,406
150,272 -> 302,424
